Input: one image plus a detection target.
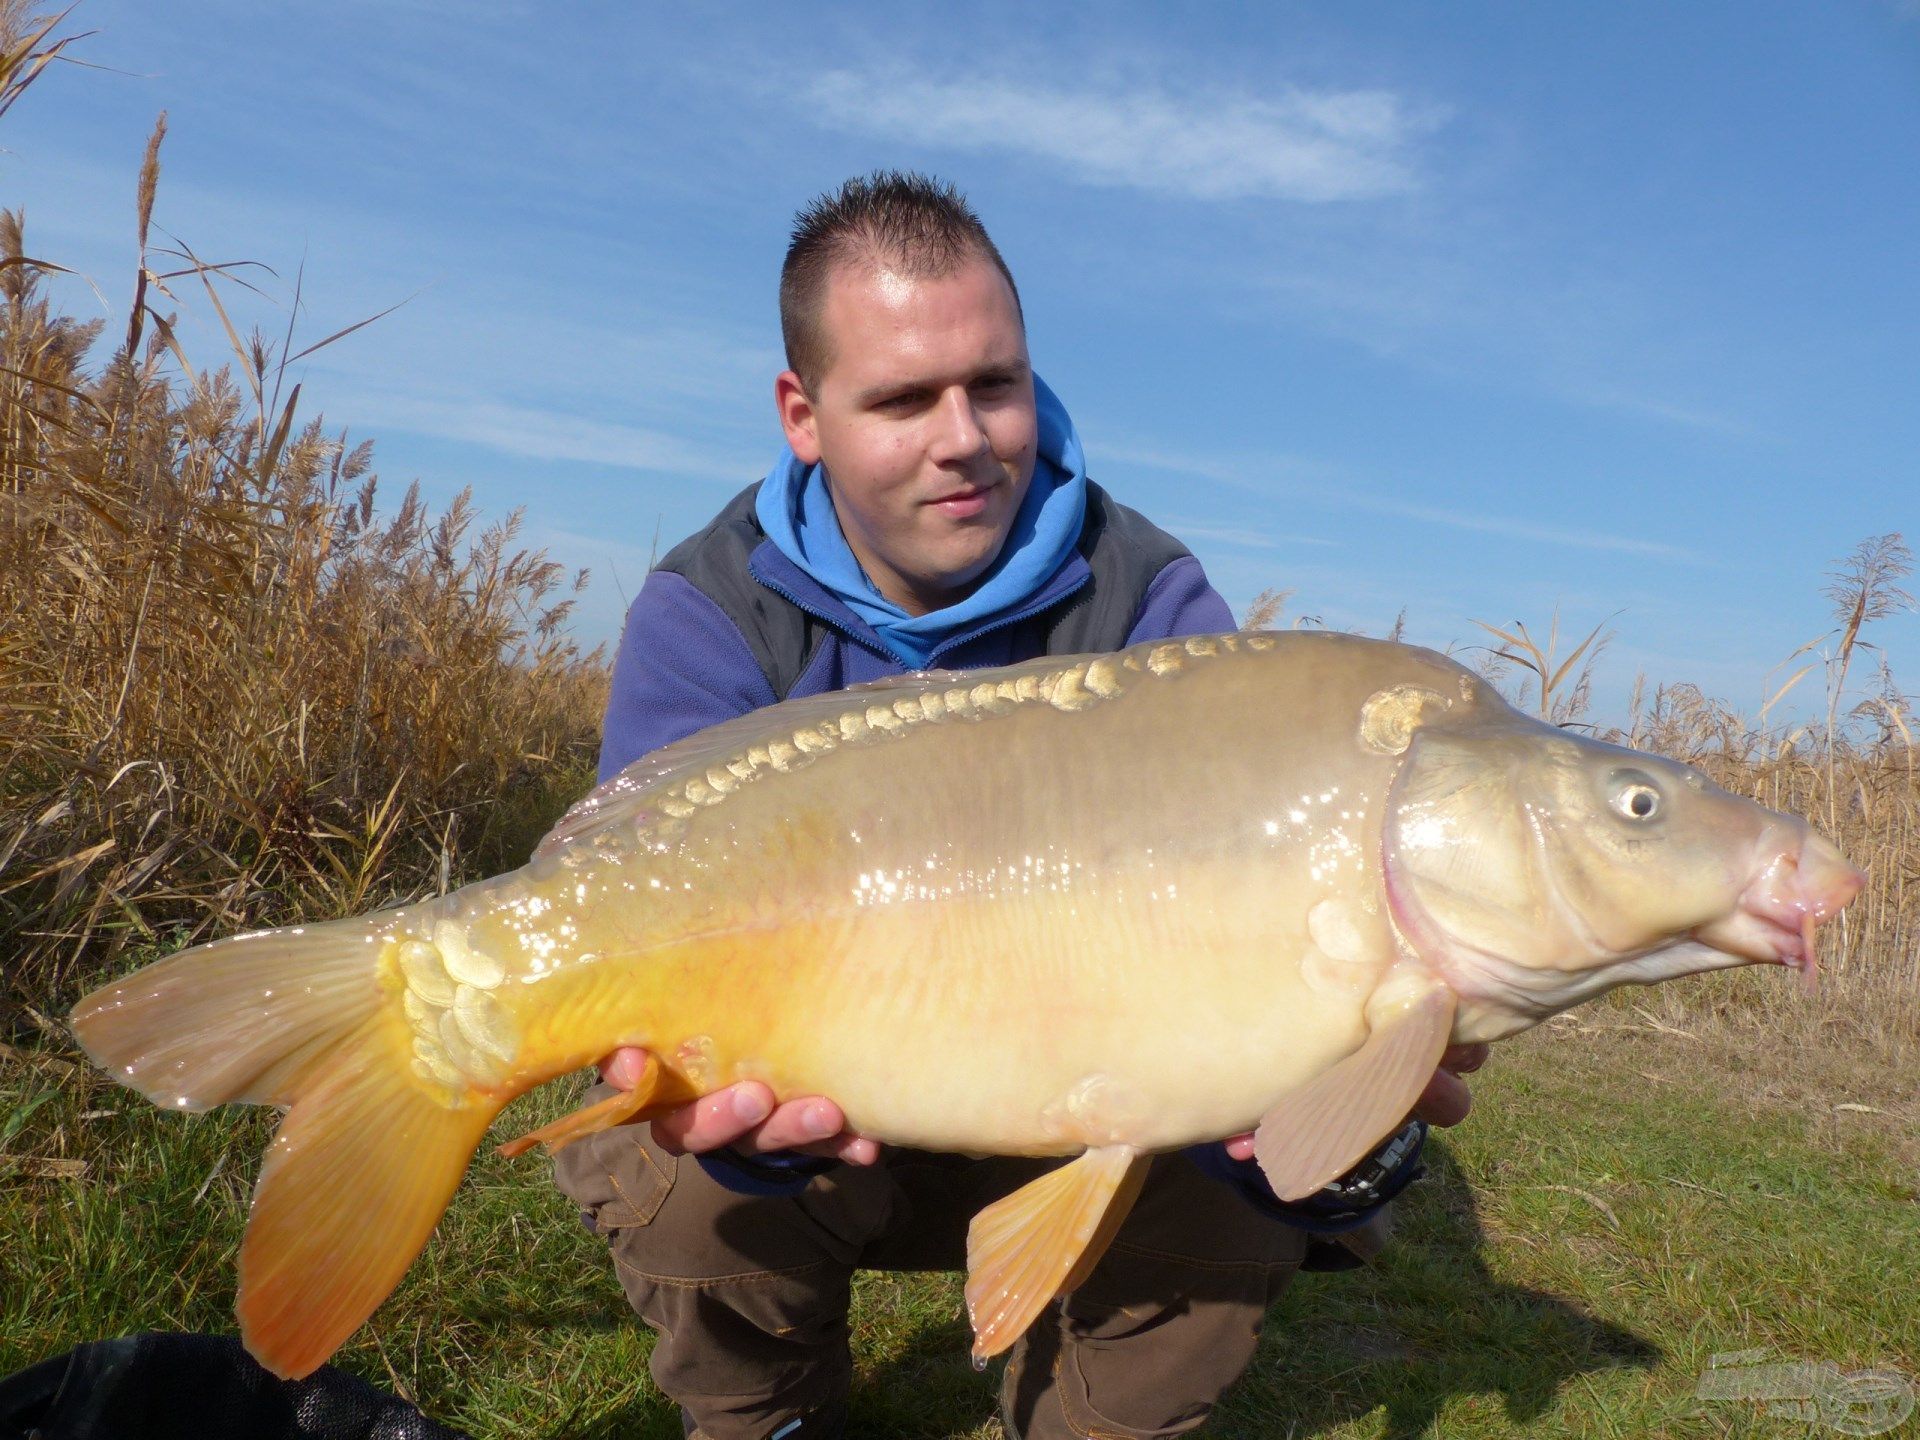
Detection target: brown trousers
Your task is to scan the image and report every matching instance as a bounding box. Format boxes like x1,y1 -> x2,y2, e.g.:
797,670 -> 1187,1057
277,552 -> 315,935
552,1089 -> 1328,1440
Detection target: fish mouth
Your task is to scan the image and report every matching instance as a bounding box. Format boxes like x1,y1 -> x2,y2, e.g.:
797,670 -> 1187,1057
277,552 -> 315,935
1691,834 -> 1864,991
1696,908 -> 1820,989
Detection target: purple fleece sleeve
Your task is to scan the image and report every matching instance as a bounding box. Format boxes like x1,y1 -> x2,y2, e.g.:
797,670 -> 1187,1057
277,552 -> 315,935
597,571 -> 778,782
1122,554 -> 1237,645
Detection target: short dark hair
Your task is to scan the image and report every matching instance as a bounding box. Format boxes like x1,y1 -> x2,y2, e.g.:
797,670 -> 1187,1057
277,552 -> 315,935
779,170 -> 1023,393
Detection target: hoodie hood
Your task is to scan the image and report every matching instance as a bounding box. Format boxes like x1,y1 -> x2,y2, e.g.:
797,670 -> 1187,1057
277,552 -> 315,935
753,374 -> 1088,668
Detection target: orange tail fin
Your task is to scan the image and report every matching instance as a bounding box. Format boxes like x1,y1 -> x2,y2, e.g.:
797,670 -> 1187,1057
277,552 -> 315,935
72,912 -> 504,1379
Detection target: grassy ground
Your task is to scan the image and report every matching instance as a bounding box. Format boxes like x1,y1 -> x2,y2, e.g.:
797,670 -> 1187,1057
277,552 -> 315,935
3,1003 -> 1913,1438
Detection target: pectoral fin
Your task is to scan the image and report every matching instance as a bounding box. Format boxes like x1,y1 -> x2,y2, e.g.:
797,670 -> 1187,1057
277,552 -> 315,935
497,1053 -> 677,1158
965,1144 -> 1149,1363
1255,969 -> 1454,1202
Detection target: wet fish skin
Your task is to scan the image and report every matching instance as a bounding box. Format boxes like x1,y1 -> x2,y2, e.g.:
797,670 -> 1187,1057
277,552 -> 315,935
69,629 -> 1863,1379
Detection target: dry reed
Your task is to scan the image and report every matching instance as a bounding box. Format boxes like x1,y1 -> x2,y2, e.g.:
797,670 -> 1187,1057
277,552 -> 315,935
0,10 -> 606,1030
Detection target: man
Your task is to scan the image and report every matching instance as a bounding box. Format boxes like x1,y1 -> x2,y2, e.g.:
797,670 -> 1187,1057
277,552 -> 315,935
555,172 -> 1485,1440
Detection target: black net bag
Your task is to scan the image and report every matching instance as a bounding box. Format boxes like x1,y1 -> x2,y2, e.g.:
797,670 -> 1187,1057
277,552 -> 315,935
0,1332 -> 470,1440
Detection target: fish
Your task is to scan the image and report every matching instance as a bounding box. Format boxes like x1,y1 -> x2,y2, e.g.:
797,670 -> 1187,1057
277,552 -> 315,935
70,629 -> 1864,1381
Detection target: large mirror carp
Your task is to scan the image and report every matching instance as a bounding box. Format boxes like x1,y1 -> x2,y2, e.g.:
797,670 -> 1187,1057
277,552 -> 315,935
72,630 -> 1863,1379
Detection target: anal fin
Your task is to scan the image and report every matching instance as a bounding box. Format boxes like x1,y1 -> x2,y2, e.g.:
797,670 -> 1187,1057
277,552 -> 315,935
1255,968 -> 1454,1202
965,1144 -> 1149,1364
496,1052 -> 672,1159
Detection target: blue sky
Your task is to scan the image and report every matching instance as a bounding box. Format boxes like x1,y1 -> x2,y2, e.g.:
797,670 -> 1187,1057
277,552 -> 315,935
10,1 -> 1917,724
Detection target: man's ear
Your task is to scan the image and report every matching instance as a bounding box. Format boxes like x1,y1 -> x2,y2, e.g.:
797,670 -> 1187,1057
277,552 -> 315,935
775,371 -> 822,465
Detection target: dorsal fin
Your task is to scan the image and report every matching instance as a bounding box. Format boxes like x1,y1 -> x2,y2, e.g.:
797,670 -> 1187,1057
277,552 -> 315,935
535,670 -> 944,858
532,635 -> 1254,860
534,656 -> 1083,859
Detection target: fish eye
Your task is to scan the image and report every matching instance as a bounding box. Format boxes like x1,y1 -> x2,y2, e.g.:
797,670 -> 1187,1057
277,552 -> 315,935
1609,771 -> 1662,821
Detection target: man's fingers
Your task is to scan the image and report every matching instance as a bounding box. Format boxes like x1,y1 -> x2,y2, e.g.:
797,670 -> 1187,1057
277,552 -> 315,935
740,1097 -> 849,1155
1404,1046 -> 1488,1130
804,1133 -> 880,1166
599,1046 -> 651,1090
1412,1065 -> 1473,1128
648,1088 -> 879,1166
650,1083 -> 774,1155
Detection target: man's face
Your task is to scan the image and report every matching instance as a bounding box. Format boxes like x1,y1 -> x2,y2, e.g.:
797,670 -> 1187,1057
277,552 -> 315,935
776,254 -> 1038,616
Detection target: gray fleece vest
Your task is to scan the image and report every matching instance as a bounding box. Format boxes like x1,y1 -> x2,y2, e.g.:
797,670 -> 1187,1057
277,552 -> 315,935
657,480 -> 1195,700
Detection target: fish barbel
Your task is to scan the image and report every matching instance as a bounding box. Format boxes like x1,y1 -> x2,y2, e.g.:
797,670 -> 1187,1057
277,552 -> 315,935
71,630 -> 1863,1379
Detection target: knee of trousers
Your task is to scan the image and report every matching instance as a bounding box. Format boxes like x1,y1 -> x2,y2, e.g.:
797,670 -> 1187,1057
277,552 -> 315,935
551,1108 -> 897,1394
1004,1151 -> 1308,1439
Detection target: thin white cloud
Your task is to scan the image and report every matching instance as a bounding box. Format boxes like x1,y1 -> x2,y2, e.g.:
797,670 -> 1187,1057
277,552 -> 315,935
1162,520 -> 1338,550
535,526 -> 667,569
1089,438 -> 1329,491
327,391 -> 759,483
804,73 -> 1443,202
1560,382 -> 1762,440
1342,493 -> 1697,562
1110,444 -> 1699,562
1257,257 -> 1767,439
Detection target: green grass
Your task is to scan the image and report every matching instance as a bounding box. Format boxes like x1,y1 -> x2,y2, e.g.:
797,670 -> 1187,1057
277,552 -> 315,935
3,1018 -> 1913,1439
1214,1018 -> 1917,1439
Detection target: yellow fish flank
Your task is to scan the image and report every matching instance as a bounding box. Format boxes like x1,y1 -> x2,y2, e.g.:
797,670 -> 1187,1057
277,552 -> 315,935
71,630 -> 1863,1380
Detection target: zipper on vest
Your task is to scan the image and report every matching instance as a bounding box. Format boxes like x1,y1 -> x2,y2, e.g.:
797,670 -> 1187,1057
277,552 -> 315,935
750,572 -> 898,668
922,572 -> 1092,668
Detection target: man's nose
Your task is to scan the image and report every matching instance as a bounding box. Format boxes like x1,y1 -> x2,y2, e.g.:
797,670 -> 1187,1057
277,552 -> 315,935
928,387 -> 989,464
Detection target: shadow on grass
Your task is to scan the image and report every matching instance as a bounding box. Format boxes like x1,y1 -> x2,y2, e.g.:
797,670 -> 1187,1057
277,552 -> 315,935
1217,1137 -> 1661,1438
558,1399 -> 685,1440
547,1310 -> 994,1440
522,1135 -> 1660,1439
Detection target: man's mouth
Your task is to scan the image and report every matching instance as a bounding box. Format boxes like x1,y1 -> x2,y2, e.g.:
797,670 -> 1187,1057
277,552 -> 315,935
926,482 -> 996,519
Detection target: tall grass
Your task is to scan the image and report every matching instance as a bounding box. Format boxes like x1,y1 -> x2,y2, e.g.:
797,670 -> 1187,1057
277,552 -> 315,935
0,9 -> 606,1030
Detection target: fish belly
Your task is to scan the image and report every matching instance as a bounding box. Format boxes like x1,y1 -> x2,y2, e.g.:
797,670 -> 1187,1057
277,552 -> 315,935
485,851 -> 1379,1157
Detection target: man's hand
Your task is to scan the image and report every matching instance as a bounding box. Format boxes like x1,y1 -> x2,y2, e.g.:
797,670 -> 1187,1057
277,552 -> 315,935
1220,1042 -> 1490,1163
599,1046 -> 879,1166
